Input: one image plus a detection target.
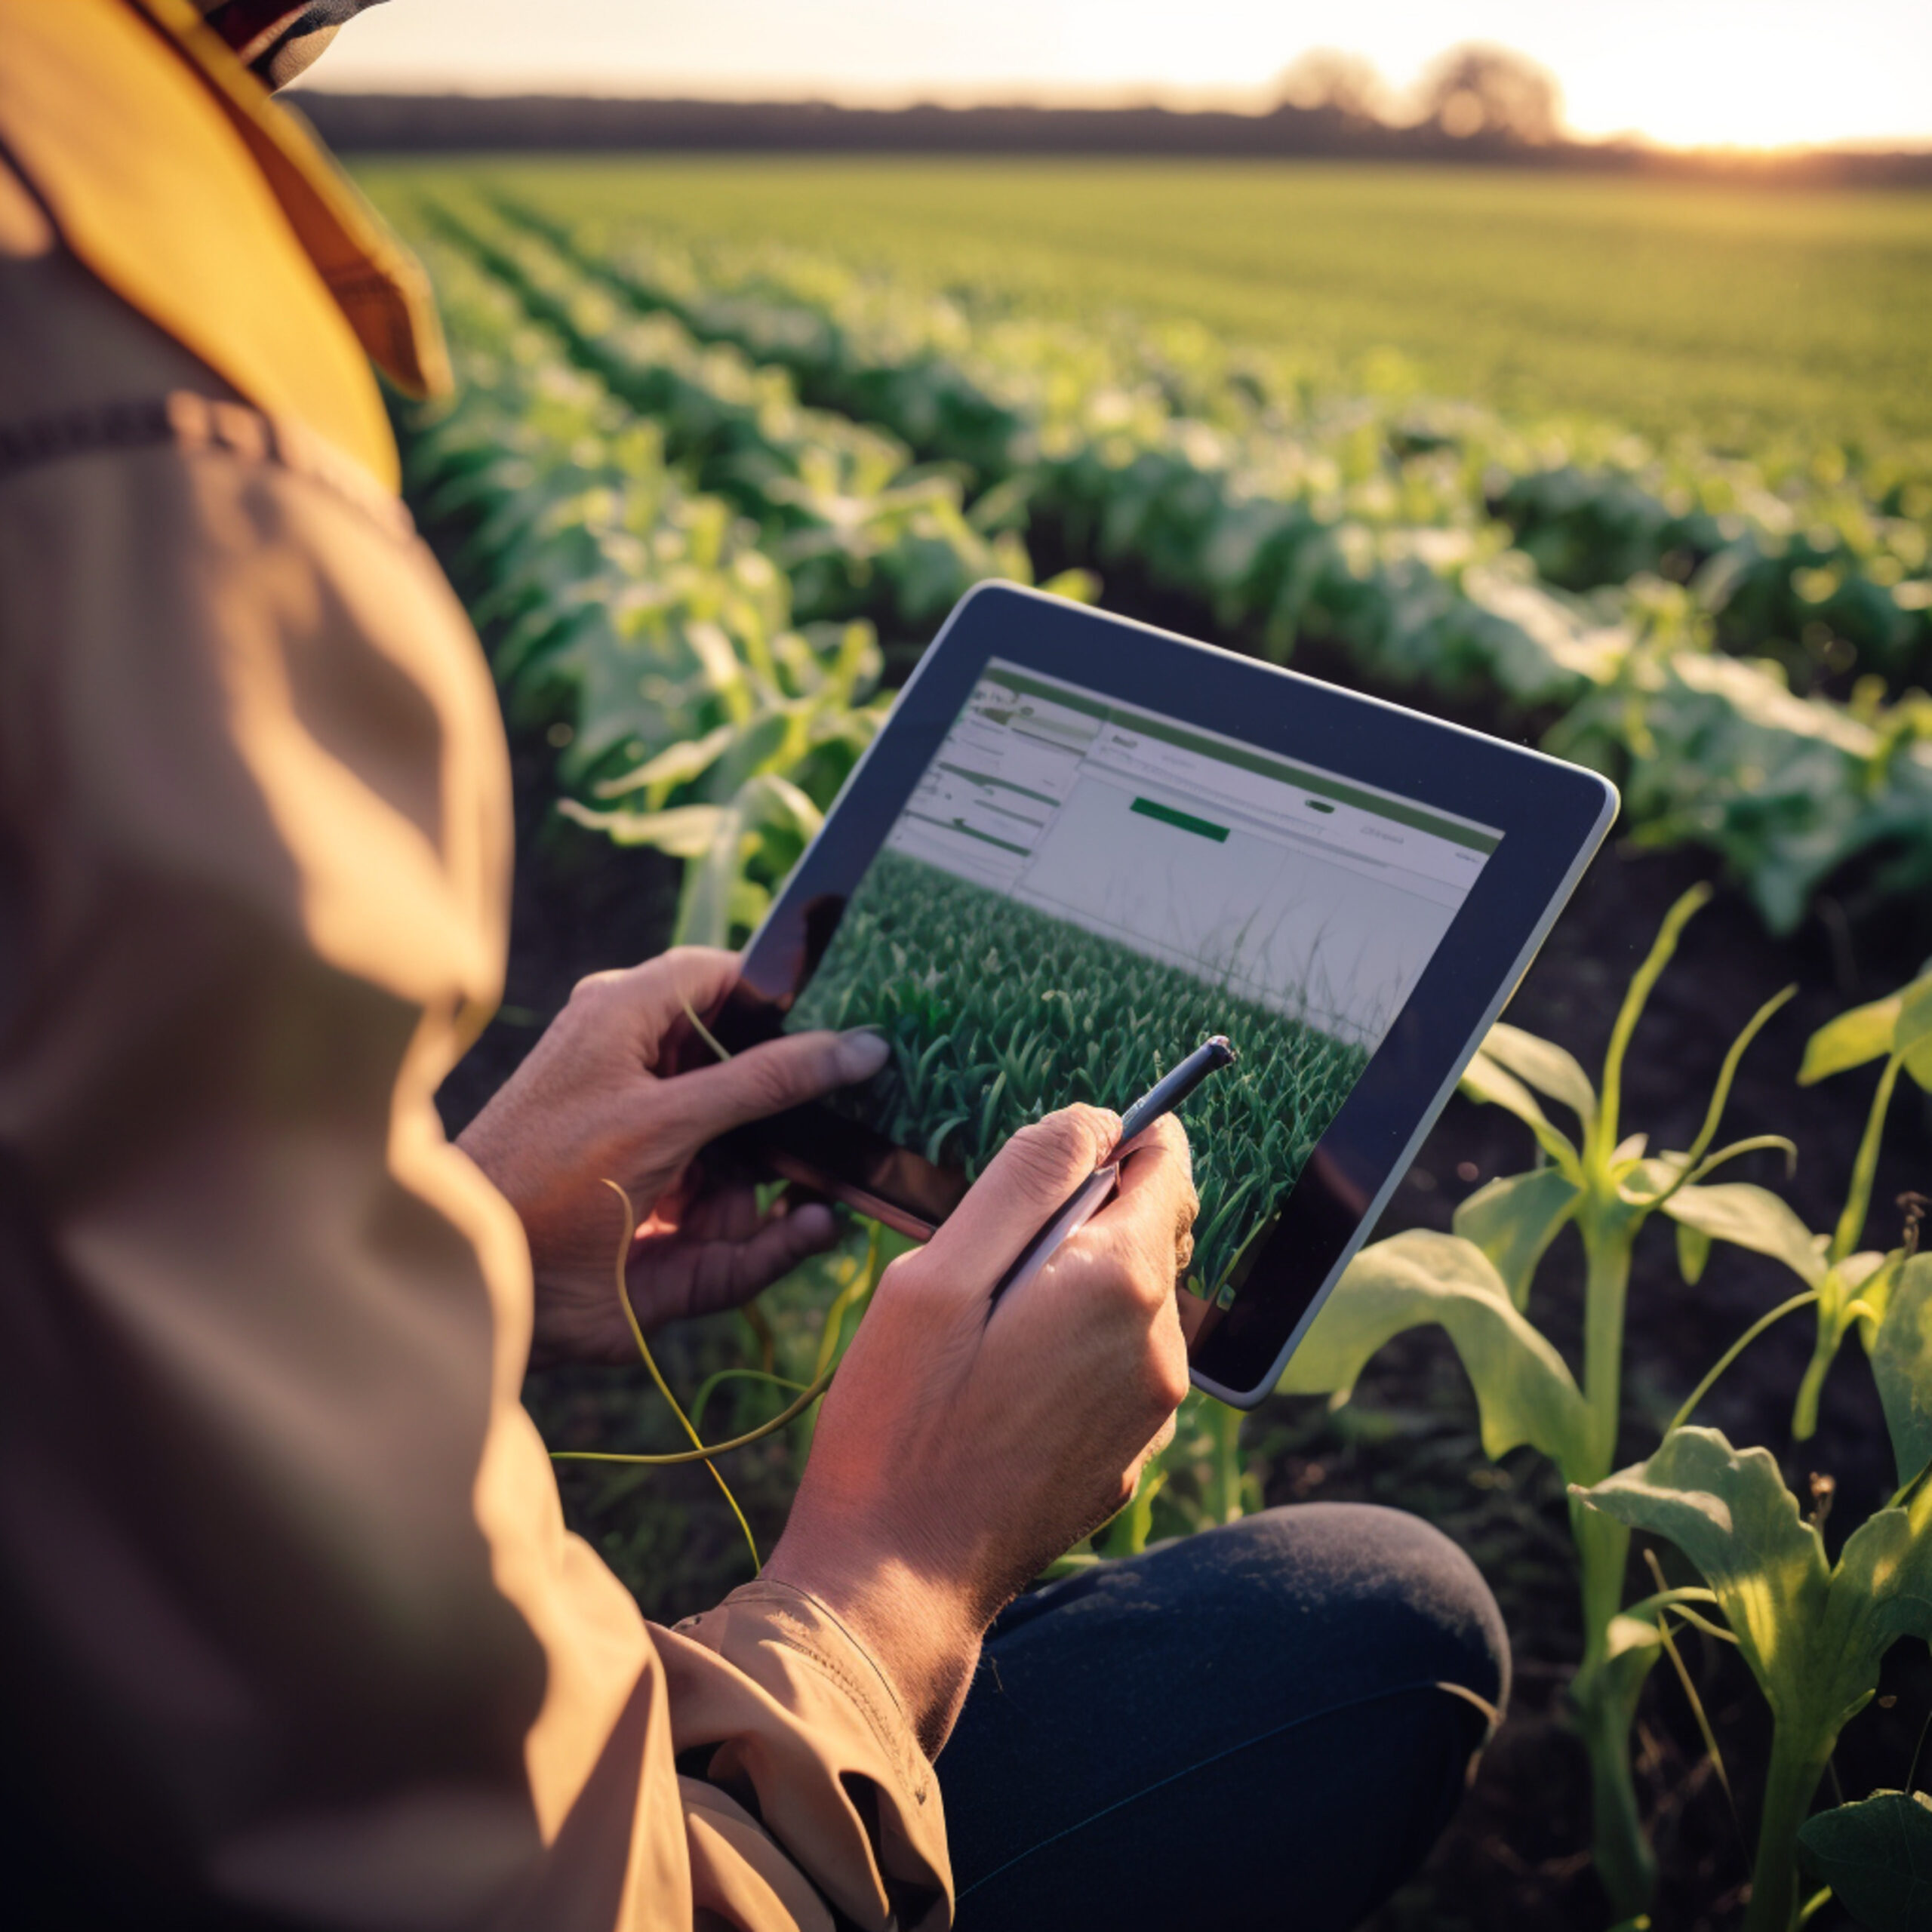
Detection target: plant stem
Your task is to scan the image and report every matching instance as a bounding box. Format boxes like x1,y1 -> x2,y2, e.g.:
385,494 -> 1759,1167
1581,1219 -> 1632,1481
1791,1319 -> 1838,1444
1832,1053 -> 1902,1264
1576,1501 -> 1632,1655
1576,1639 -> 1659,1919
1745,1727 -> 1832,1932
1214,1402 -> 1245,1524
1572,1215 -> 1657,1915
800,1220 -> 884,1455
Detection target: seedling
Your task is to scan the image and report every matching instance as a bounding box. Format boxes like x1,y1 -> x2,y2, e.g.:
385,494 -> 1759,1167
1282,883 -> 1798,1913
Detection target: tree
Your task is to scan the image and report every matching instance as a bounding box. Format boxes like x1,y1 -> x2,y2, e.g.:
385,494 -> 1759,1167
1415,43 -> 1564,145
1275,48 -> 1390,125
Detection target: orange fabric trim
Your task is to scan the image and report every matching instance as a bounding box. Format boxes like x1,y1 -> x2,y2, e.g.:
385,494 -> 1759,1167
130,0 -> 449,399
0,0 -> 442,492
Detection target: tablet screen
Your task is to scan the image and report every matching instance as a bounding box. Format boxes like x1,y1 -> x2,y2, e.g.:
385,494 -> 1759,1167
785,659 -> 1501,1303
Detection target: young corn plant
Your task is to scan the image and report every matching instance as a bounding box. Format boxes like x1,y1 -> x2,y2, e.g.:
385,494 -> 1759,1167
1579,1249 -> 1932,1932
1784,965 -> 1932,1438
1559,974 -> 1932,1931
1281,881 -> 1796,1915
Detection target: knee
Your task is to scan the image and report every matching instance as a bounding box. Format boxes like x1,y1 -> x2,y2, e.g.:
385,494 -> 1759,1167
1211,1503 -> 1511,1718
1343,1503 -> 1510,1715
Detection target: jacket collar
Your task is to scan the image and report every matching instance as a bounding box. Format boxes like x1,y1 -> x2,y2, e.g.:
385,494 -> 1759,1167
130,0 -> 447,398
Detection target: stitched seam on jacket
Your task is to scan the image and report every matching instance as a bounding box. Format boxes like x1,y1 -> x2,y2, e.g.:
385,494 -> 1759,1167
720,1583 -> 932,1804
0,392 -> 414,541
955,1675 -> 1481,1900
727,1582 -> 923,1740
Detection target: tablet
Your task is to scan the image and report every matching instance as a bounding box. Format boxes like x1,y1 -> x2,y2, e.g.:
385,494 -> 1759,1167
702,584 -> 1617,1406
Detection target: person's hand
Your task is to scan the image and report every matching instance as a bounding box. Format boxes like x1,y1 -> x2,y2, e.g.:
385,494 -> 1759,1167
455,948 -> 890,1366
762,1106 -> 1198,1755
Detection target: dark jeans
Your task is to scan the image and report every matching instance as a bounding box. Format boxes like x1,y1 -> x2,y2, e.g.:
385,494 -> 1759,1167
938,1504 -> 1509,1932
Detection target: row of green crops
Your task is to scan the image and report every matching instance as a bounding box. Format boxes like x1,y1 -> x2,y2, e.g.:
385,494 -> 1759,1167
443,192 -> 1932,936
496,192 -> 1932,704
787,848 -> 1371,1297
401,233 -> 890,941
421,194 -> 1076,651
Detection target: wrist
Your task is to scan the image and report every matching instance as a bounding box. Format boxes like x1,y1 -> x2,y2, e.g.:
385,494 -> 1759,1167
761,1537 -> 986,1758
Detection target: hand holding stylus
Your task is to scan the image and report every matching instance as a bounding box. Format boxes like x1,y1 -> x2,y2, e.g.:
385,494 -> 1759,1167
764,1102 -> 1199,1753
989,1035 -> 1238,1306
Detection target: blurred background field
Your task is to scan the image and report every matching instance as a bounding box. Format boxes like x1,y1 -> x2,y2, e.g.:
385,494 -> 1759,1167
362,155 -> 1932,449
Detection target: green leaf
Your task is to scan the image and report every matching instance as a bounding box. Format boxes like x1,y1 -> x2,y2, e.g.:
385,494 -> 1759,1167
558,798 -> 721,858
755,772 -> 824,833
1872,1256 -> 1932,1491
1582,1429 -> 1932,1770
1900,974 -> 1932,1091
1798,1790 -> 1932,1932
592,721 -> 737,801
1802,969 -> 1932,1091
1660,1183 -> 1829,1289
1278,1230 -> 1592,1478
1798,995 -> 1900,1085
1038,566 -> 1102,605
727,873 -> 771,933
1830,1501 -> 1932,1706
660,772 -> 824,949
675,798 -> 750,949
1677,1218 -> 1712,1286
1459,1051 -> 1583,1179
1581,1429 -> 1827,1711
1452,1166 -> 1581,1309
1847,1249 -> 1902,1351
1478,1023 -> 1599,1126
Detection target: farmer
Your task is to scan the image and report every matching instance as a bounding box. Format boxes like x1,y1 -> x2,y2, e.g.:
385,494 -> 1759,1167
0,5 -> 1507,1928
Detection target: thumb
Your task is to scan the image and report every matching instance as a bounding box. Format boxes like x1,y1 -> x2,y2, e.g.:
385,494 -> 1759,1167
662,1026 -> 892,1144
931,1105 -> 1121,1281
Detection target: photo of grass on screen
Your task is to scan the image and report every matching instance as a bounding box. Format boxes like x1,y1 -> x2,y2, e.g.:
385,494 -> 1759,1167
783,660 -> 1496,1299
789,849 -> 1373,1297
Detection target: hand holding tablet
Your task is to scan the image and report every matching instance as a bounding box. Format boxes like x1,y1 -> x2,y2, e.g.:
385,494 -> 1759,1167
700,584 -> 1616,1405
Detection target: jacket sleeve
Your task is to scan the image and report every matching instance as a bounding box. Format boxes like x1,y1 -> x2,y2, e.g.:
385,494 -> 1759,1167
0,251 -> 950,1932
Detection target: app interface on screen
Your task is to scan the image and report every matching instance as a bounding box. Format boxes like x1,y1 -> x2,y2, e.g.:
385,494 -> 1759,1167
787,660 -> 1500,1300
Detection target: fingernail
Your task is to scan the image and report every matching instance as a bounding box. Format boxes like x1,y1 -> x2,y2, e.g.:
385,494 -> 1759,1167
834,1029 -> 891,1081
790,1202 -> 838,1247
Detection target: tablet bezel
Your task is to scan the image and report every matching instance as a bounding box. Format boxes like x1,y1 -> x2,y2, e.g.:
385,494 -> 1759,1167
705,583 -> 1617,1407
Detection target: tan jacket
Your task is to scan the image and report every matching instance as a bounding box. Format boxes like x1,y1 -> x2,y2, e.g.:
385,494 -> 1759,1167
0,3 -> 949,1926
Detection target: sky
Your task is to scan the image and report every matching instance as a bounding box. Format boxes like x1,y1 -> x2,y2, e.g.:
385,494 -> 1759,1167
312,1 -> 1932,149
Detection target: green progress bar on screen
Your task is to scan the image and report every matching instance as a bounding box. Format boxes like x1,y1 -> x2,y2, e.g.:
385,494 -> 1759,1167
1131,797 -> 1230,842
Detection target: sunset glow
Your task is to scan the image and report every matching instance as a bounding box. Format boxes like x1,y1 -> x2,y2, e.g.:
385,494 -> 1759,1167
315,0 -> 1932,151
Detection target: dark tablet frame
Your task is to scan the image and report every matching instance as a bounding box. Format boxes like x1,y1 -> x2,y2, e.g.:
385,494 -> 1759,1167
702,583 -> 1617,1407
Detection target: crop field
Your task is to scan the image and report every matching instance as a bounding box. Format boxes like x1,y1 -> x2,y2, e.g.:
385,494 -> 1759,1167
385,158 -> 1932,1930
372,160 -> 1932,943
789,849 -> 1370,1292
365,158 -> 1932,451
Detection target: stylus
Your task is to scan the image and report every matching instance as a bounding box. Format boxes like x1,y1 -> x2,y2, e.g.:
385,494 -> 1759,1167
1116,1033 -> 1238,1144
989,1035 -> 1238,1308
